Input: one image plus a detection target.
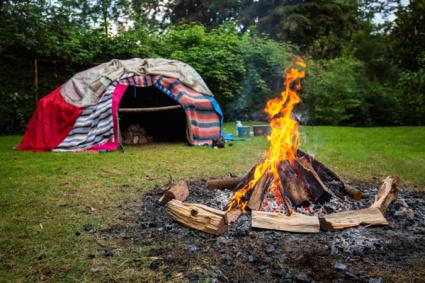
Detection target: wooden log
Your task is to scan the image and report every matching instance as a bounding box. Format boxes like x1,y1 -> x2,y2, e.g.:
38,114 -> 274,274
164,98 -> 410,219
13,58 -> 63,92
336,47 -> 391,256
119,105 -> 181,112
278,161 -> 310,206
251,211 -> 320,233
206,177 -> 243,190
224,209 -> 242,225
319,208 -> 388,230
371,176 -> 400,213
233,164 -> 258,192
296,157 -> 334,200
297,150 -> 363,199
159,181 -> 189,205
166,200 -> 228,235
294,158 -> 330,201
342,183 -> 363,200
247,171 -> 273,211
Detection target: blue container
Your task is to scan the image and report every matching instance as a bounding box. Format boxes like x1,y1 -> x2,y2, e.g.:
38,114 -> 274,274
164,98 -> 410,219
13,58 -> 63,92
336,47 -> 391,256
237,126 -> 251,137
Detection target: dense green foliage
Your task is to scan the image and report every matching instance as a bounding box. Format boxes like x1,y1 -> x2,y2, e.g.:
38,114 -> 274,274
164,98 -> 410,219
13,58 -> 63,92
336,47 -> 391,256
0,0 -> 423,134
303,56 -> 401,126
390,0 -> 425,124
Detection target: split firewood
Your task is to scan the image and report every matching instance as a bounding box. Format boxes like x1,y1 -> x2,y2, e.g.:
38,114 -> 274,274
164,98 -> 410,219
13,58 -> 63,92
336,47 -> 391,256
296,157 -> 334,200
166,200 -> 228,235
297,150 -> 363,200
247,171 -> 273,210
319,208 -> 388,230
224,209 -> 242,225
371,176 -> 400,213
251,210 -> 320,233
206,177 -> 243,190
159,181 -> 189,205
232,164 -> 258,192
278,161 -> 311,206
340,183 -> 363,200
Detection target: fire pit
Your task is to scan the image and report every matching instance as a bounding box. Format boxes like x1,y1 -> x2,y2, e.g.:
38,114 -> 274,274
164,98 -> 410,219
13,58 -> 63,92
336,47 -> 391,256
159,58 -> 401,235
101,180 -> 423,282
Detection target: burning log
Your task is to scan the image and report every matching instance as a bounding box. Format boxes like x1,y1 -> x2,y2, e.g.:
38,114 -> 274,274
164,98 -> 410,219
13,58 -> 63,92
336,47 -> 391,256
296,157 -> 335,199
319,208 -> 388,231
159,181 -> 189,205
226,151 -> 357,213
247,171 -> 273,210
277,161 -> 311,207
166,200 -> 228,235
297,150 -> 363,200
371,176 -> 400,213
206,177 -> 243,190
251,211 -> 320,233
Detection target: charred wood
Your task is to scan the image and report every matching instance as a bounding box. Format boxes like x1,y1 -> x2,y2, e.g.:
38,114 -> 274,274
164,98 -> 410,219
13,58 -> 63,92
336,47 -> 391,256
206,177 -> 243,190
297,150 -> 363,199
159,181 -> 189,205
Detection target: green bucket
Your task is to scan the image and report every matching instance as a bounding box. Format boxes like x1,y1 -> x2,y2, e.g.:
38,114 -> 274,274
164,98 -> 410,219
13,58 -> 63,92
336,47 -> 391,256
237,126 -> 251,137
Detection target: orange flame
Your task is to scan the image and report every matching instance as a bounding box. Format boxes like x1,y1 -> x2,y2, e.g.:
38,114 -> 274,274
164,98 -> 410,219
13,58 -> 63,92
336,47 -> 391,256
227,57 -> 306,213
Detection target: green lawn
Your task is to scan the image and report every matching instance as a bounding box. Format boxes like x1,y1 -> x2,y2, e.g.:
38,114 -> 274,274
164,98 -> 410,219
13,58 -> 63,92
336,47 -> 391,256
1,124 -> 424,281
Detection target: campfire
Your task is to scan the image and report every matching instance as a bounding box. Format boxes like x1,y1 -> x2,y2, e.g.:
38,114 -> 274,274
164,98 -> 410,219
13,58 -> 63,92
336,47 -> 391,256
225,58 -> 357,215
159,58 -> 400,235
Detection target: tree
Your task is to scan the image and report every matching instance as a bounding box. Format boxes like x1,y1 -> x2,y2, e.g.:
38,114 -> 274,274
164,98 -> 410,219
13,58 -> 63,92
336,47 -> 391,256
389,0 -> 425,124
167,0 -> 250,28
390,0 -> 425,71
252,0 -> 359,59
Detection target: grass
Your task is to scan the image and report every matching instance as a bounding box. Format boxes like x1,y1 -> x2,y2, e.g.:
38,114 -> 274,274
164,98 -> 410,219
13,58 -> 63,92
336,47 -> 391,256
0,124 -> 424,281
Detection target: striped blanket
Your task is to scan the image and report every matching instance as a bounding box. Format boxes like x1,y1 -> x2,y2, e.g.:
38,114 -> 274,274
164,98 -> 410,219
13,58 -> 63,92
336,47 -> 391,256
54,75 -> 222,151
53,83 -> 116,152
119,75 -> 223,145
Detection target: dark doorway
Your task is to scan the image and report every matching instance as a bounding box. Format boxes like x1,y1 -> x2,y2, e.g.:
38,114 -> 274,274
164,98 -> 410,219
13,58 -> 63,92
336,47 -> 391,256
119,86 -> 187,143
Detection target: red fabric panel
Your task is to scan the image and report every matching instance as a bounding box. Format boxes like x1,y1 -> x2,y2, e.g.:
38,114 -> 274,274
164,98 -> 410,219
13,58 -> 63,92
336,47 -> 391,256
16,87 -> 82,152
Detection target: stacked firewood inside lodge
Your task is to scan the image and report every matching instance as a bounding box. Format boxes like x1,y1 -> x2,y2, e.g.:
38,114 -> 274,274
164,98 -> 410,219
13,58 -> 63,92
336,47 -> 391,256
122,124 -> 153,145
159,58 -> 401,235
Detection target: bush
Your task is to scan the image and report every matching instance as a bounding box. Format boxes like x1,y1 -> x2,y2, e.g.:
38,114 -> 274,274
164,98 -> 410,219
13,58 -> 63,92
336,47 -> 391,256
230,34 -> 290,120
303,56 -> 405,126
303,57 -> 366,125
158,24 -> 246,114
396,63 -> 425,125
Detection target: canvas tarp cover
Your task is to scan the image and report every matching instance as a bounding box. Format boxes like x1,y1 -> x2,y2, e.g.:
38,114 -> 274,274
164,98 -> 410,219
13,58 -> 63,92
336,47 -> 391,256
61,58 -> 213,108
